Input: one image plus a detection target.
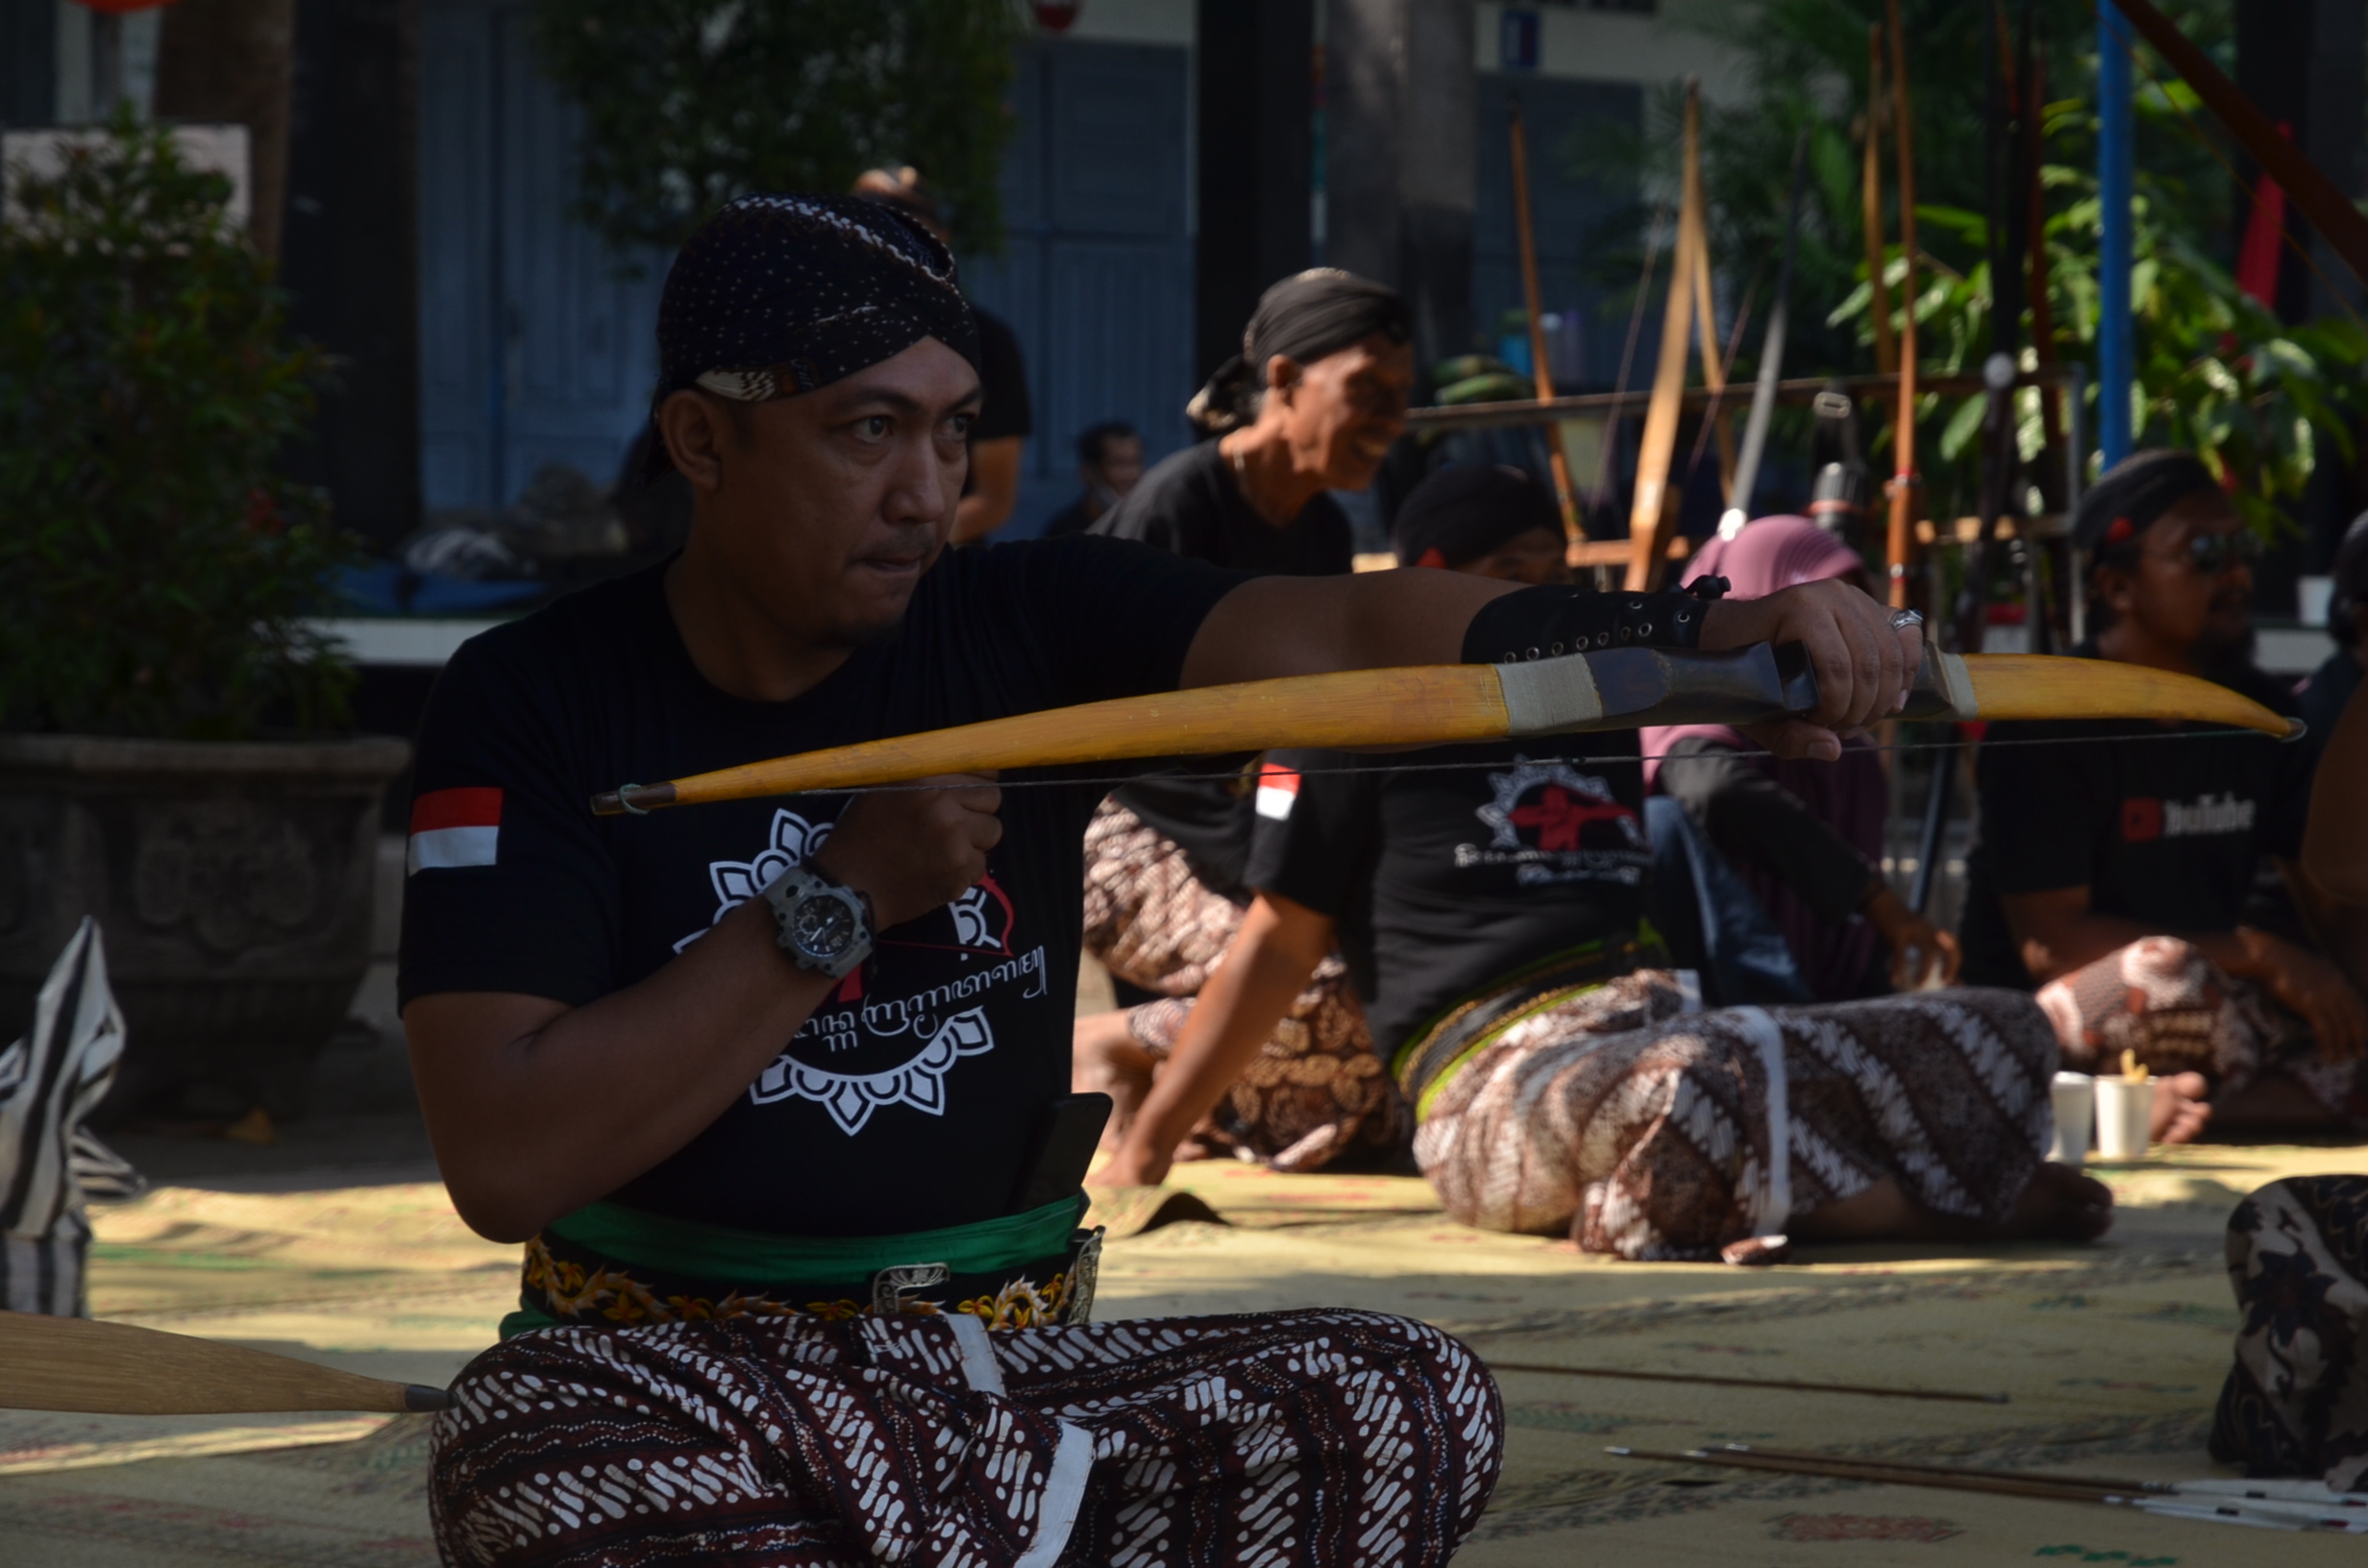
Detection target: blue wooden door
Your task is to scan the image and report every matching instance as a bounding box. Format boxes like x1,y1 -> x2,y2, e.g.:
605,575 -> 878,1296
416,20 -> 1189,527
963,39 -> 1195,532
417,0 -> 663,513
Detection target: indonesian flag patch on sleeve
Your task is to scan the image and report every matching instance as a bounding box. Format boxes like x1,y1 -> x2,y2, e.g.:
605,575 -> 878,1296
1254,763 -> 1300,821
407,787 -> 503,873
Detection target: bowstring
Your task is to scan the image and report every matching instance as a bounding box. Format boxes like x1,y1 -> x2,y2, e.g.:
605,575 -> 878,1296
773,724 -> 2282,796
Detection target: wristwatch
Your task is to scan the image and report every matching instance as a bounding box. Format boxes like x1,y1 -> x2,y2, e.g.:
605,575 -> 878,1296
762,864 -> 875,980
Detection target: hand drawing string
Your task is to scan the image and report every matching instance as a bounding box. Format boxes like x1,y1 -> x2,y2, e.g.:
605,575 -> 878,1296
751,724 -> 2280,796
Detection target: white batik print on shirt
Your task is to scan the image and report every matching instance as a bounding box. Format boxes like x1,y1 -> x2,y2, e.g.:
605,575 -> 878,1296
676,809 -> 1049,1135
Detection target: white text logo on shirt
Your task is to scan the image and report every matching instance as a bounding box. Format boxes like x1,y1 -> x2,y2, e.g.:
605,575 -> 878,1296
2120,792 -> 2255,843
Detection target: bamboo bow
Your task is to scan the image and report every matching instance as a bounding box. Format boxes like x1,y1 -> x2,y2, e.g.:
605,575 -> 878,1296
590,646 -> 2300,816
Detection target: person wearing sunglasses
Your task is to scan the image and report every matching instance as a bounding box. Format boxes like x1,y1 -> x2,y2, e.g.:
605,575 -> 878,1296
1961,450 -> 2365,1146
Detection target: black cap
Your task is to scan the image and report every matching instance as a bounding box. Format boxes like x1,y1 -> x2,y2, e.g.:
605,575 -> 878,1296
640,194 -> 981,480
1393,464 -> 1562,569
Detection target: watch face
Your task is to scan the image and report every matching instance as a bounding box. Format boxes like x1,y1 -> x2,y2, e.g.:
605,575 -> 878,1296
789,894 -> 855,957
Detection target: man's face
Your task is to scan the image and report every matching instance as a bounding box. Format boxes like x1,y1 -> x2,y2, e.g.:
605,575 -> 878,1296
1271,334 -> 1416,491
1093,434 -> 1146,498
2104,489 -> 2254,655
672,337 -> 979,648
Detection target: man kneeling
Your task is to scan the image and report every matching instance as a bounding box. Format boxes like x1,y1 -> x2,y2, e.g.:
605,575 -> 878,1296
403,196 -> 1919,1565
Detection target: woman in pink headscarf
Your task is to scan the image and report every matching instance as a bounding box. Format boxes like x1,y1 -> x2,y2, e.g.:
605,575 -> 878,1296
1644,517 -> 1959,999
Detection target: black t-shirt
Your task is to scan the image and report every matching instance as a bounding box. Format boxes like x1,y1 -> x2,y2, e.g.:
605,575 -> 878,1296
1092,440 -> 1354,888
1246,738 -> 1652,1059
1090,440 -> 1353,575
398,540 -> 1239,1237
1960,651 -> 2311,989
968,307 -> 1032,444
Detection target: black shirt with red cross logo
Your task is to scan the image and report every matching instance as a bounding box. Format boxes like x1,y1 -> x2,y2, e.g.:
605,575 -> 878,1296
1245,738 -> 1651,1059
1960,648 -> 2311,989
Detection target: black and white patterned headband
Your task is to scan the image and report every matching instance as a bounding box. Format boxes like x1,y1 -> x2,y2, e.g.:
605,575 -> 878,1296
642,194 -> 981,477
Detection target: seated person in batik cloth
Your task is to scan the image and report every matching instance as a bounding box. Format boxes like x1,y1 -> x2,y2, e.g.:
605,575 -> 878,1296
400,197 -> 1923,1567
1093,466 -> 2110,1266
1642,515 -> 1959,1004
1961,450 -> 2368,1144
1077,463 -> 1568,1172
401,198 -> 1508,1568
1073,271 -> 1417,1172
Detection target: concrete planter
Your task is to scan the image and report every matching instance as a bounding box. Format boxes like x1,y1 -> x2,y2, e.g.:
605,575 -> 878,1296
0,734 -> 411,1119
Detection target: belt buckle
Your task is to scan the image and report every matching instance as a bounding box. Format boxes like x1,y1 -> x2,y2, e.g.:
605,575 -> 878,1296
871,1262 -> 950,1316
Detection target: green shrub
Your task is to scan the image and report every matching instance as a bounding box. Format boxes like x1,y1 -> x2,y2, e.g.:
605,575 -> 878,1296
0,111 -> 354,739
532,0 -> 1026,257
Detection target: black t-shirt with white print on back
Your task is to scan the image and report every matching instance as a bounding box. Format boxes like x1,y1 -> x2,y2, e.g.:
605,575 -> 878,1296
1246,737 -> 1652,1060
398,539 -> 1241,1238
1959,650 -> 2311,989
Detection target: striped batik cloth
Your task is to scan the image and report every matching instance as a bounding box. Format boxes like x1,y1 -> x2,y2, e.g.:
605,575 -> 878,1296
432,1308 -> 1502,1568
0,918 -> 136,1315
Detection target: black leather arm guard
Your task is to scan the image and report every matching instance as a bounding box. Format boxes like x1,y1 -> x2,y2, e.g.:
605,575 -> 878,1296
1459,583 -> 1715,666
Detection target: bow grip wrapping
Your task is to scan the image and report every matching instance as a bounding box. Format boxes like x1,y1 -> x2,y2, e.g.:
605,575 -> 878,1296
1495,641 -> 1973,736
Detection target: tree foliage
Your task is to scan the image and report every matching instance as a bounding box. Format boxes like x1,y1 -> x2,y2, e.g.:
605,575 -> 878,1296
0,113 -> 353,738
531,0 -> 1027,257
1576,0 -> 2368,529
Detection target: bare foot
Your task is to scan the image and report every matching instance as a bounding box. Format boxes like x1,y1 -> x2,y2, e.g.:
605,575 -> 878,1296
1073,1011 -> 1156,1146
2151,1071 -> 2212,1144
1720,1235 -> 1793,1267
2004,1163 -> 2115,1242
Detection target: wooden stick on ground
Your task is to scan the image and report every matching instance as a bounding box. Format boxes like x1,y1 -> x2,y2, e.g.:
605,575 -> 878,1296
1718,1444 -> 2368,1508
1606,1444 -> 2368,1531
1711,1444 -> 2163,1493
1486,1360 -> 2006,1405
1508,98 -> 1586,546
0,1311 -> 450,1415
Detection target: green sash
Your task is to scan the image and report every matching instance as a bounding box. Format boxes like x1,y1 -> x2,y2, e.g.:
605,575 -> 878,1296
501,1193 -> 1087,1338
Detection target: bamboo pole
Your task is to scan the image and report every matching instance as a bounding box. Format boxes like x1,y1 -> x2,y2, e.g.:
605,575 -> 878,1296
2019,10 -> 2066,455
1624,80 -> 1706,592
1683,122 -> 1739,503
1862,24 -> 1895,376
1884,0 -> 1921,611
1508,100 -> 1586,545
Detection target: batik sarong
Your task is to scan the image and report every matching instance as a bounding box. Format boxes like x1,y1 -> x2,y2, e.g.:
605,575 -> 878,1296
1413,968 -> 2058,1260
2210,1175 -> 2368,1489
432,1307 -> 1503,1568
1083,800 -> 1406,1169
2035,935 -> 2362,1117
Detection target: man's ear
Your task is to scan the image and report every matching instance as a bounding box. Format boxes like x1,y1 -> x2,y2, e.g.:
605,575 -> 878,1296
1264,353 -> 1305,406
2096,561 -> 2137,620
657,390 -> 733,493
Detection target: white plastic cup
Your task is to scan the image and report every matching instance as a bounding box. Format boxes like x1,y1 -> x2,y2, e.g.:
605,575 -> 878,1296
2300,575 -> 2335,627
2094,1076 -> 2153,1161
2048,1072 -> 2094,1165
